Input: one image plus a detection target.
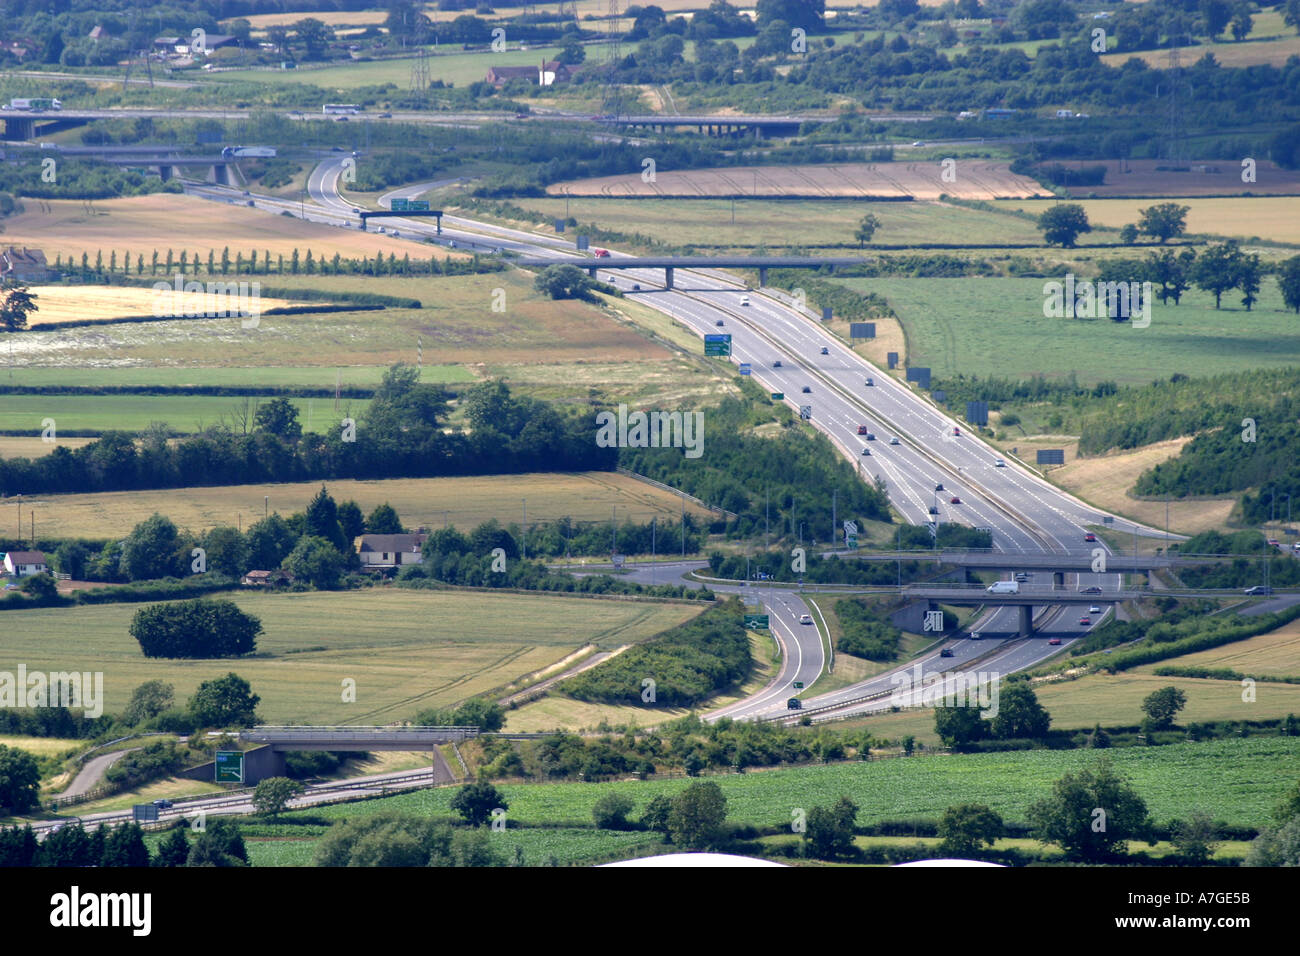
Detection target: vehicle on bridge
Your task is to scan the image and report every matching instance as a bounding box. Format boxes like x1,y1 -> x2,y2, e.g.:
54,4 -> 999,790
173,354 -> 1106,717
865,377 -> 874,386
592,248 -> 610,257
323,103 -> 360,114
8,98 -> 61,111
987,580 -> 1019,594
1080,585 -> 1102,594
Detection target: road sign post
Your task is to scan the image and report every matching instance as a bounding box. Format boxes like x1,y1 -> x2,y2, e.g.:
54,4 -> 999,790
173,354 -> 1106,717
215,750 -> 244,784
704,334 -> 732,356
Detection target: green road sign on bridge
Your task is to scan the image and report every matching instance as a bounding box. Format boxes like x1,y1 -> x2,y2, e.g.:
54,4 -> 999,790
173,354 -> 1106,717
215,750 -> 244,784
390,198 -> 431,212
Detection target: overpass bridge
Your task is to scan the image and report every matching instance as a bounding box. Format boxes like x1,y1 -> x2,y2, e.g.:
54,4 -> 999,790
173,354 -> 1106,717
3,143 -> 238,183
239,725 -> 481,751
602,114 -> 823,138
512,255 -> 870,289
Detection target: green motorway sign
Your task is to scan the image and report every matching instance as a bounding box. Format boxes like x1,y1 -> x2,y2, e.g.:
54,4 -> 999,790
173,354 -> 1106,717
793,681 -> 804,690
743,614 -> 770,629
771,392 -> 784,400
704,334 -> 732,356
215,750 -> 244,784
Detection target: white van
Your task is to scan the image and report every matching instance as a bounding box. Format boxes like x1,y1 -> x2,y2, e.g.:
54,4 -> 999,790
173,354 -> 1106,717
987,580 -> 1020,594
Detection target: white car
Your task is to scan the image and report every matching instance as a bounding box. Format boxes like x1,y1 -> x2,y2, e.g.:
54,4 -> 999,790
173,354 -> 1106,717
1089,605 -> 1102,614
740,296 -> 750,306
995,459 -> 1006,467
799,614 -> 813,625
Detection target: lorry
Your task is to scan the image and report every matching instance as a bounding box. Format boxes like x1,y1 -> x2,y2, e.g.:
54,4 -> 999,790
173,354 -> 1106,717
221,146 -> 277,158
9,98 -> 61,111
987,580 -> 1020,594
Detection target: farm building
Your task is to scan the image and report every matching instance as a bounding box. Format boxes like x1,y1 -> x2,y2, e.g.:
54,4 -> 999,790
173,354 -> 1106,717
4,550 -> 48,577
356,533 -> 428,570
1,247 -> 53,282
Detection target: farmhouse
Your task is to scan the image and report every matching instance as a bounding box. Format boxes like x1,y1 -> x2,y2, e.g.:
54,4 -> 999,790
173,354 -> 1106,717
4,550 -> 48,577
1,246 -> 53,282
242,569 -> 293,586
486,61 -> 575,87
356,533 -> 427,570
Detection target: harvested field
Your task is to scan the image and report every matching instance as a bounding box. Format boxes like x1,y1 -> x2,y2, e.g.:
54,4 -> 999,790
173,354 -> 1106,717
17,284 -> 302,326
1001,195 -> 1300,243
1,195 -> 454,265
550,161 -> 1051,200
1005,159 -> 1300,199
16,471 -> 715,539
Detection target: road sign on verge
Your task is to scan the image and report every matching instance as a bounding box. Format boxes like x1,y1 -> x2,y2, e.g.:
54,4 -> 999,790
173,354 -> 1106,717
739,362 -> 751,375
793,681 -> 804,689
215,750 -> 244,784
744,614 -> 770,629
133,804 -> 159,823
705,334 -> 732,356
771,392 -> 784,400
799,405 -> 812,420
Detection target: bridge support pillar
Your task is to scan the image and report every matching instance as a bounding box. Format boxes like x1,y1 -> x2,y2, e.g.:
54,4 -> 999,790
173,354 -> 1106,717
158,164 -> 173,181
213,163 -> 228,185
587,266 -> 598,278
1053,571 -> 1065,589
1019,605 -> 1032,638
758,266 -> 767,286
9,117 -> 34,140
665,266 -> 674,289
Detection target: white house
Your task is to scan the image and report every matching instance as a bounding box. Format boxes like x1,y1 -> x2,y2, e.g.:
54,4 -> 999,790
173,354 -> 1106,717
4,550 -> 48,576
356,534 -> 427,570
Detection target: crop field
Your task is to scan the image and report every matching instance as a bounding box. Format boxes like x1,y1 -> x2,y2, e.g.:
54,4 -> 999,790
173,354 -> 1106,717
1,196 -> 445,265
1102,24 -> 1300,70
996,159 -> 1300,201
6,271 -> 669,377
273,736 -> 1298,831
18,470 -> 714,539
18,285 -> 303,327
550,161 -> 1051,201
503,196 -> 1045,250
0,436 -> 94,458
835,277 -> 1300,386
1001,196 -> 1300,242
848,669 -> 1300,745
0,589 -> 703,723
0,393 -> 363,437
1138,617 -> 1300,678
0,365 -> 471,389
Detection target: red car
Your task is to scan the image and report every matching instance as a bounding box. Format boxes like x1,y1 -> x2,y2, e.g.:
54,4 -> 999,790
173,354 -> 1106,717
1048,638 -> 1062,645
1084,532 -> 1097,542
592,248 -> 610,258
1078,616 -> 1091,625
950,496 -> 961,504
857,425 -> 869,435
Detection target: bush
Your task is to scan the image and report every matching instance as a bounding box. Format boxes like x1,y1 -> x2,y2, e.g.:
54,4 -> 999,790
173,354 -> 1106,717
593,792 -> 636,830
129,598 -> 262,658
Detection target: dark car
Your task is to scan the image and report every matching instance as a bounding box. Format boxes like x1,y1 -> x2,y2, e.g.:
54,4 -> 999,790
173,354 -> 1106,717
632,283 -> 641,290
787,697 -> 802,710
865,432 -> 875,441
940,648 -> 954,658
1245,585 -> 1274,595
379,112 -> 393,118
928,506 -> 939,515
715,319 -> 724,326
773,360 -> 782,368
153,798 -> 173,809
1078,616 -> 1091,625
801,385 -> 811,393
935,483 -> 944,491
861,447 -> 871,456
950,496 -> 961,504
865,377 -> 874,386
1080,586 -> 1103,594
820,347 -> 829,355
857,425 -> 868,435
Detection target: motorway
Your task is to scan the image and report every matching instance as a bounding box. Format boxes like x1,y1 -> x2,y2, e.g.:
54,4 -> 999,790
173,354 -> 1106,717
183,160 -> 1175,724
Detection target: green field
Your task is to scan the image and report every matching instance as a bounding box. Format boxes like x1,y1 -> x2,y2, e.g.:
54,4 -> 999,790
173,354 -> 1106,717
836,277 -> 1299,385
487,197 -> 1046,251
0,589 -> 703,724
261,736 -> 1297,836
0,365 -> 470,389
0,393 -> 367,436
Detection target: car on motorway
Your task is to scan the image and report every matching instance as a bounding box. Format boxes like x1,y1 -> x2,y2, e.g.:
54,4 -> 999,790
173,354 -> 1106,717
1080,586 -> 1103,594
935,482 -> 944,491
861,447 -> 871,456
912,140 -> 927,146
865,432 -> 875,440
952,426 -> 960,436
331,146 -> 344,151
950,496 -> 961,504
820,346 -> 829,355
632,283 -> 641,290
715,319 -> 724,326
889,436 -> 900,445
1048,638 -> 1062,645
1089,605 -> 1102,614
940,648 -> 954,657
801,385 -> 811,393
1245,585 -> 1273,595
995,458 -> 1006,467
592,248 -> 610,257
773,360 -> 782,367
1267,538 -> 1280,548
246,199 -> 255,206
787,697 -> 802,710
741,296 -> 750,306
335,116 -> 349,122
379,112 -> 393,118
153,798 -> 173,809
448,240 -> 457,248
857,425 -> 869,435
1084,532 -> 1097,542
242,190 -> 251,196
865,377 -> 874,386
969,631 -> 982,640
799,614 -> 813,625
929,506 -> 939,514
1078,616 -> 1091,625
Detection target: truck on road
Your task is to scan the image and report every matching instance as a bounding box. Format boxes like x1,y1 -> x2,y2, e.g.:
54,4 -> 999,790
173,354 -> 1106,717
987,580 -> 1020,594
9,98 -> 61,111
